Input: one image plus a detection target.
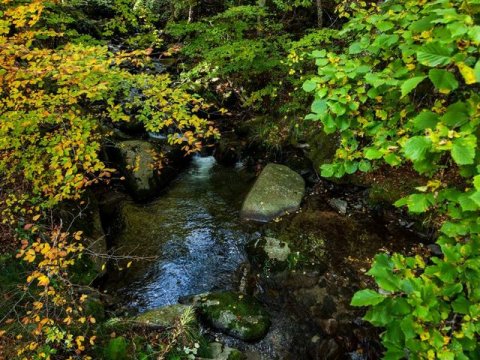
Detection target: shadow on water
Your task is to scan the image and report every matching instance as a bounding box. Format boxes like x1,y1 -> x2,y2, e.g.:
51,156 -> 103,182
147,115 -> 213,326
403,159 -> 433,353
105,156 -> 257,311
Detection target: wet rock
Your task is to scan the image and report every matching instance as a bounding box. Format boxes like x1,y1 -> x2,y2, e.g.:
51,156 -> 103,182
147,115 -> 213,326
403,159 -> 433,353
214,138 -> 242,166
327,198 -> 347,215
104,305 -> 195,331
308,337 -> 341,360
241,164 -> 305,222
316,318 -> 338,336
112,140 -> 161,201
194,292 -> 271,342
245,237 -> 292,271
234,262 -> 257,295
428,244 -> 443,256
204,342 -> 245,360
265,270 -> 322,290
133,304 -> 194,328
107,139 -> 189,201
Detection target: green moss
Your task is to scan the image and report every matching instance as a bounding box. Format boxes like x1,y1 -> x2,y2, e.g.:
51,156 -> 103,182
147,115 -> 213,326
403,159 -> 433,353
306,130 -> 338,172
227,349 -> 246,360
69,255 -> 99,285
368,177 -> 422,204
104,337 -> 128,360
85,296 -> 106,322
196,292 -> 271,342
133,304 -> 194,328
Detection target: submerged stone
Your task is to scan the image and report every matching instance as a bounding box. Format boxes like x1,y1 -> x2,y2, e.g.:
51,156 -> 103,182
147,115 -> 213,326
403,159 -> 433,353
194,291 -> 271,342
203,342 -> 245,360
240,164 -> 305,222
245,237 -> 292,271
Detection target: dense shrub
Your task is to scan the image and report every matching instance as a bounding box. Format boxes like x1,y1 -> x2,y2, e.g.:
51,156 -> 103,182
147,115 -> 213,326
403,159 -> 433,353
304,0 -> 480,357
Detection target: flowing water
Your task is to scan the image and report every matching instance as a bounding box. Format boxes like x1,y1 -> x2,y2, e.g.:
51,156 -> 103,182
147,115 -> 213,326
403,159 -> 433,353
105,156 -> 257,312
102,154 -> 418,358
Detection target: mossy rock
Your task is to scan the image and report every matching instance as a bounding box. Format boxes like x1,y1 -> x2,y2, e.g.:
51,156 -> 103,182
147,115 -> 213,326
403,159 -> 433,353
195,292 -> 271,342
245,237 -> 292,272
241,164 -> 305,222
306,130 -> 338,173
114,140 -> 160,201
104,336 -> 128,360
85,296 -> 106,322
133,304 -> 194,328
104,305 -> 195,332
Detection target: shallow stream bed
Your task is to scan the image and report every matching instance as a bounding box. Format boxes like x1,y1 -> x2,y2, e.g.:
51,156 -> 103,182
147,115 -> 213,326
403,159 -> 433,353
102,155 -> 417,359
105,156 -> 258,311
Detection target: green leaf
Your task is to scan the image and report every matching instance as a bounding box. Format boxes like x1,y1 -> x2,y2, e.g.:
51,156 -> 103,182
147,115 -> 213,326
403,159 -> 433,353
359,160 -> 372,172
348,42 -> 363,55
405,193 -> 432,213
401,76 -> 426,98
403,136 -> 432,162
311,99 -> 327,114
451,135 -> 476,165
475,60 -> 480,83
302,80 -> 317,92
452,296 -> 470,314
412,111 -> 438,130
364,148 -> 383,160
344,161 -> 358,174
376,21 -> 394,32
351,289 -> 385,307
384,153 -> 402,166
320,164 -> 335,178
469,191 -> 480,207
458,193 -> 478,212
442,102 -> 469,128
473,175 -> 480,190
428,69 -> 459,93
438,352 -> 455,360
321,114 -> 337,134
416,42 -> 453,67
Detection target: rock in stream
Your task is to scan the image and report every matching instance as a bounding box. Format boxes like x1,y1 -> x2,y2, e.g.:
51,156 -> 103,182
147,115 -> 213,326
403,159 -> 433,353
192,291 -> 271,342
240,164 -> 305,222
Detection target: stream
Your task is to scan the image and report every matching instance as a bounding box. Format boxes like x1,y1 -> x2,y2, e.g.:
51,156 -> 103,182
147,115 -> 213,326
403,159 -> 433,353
105,156 -> 257,311
101,152 -> 416,359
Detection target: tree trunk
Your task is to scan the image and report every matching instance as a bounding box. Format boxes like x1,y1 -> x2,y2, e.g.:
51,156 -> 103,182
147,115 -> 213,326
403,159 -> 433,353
316,0 -> 323,28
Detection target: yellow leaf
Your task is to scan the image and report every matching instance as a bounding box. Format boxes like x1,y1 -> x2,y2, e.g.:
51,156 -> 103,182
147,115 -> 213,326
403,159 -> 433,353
90,336 -> 97,345
37,275 -> 50,287
457,62 -> 477,84
24,249 -> 36,263
126,261 -> 132,268
32,214 -> 41,221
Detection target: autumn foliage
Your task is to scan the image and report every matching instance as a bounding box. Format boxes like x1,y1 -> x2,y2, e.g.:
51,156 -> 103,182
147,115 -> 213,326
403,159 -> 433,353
0,0 -> 217,357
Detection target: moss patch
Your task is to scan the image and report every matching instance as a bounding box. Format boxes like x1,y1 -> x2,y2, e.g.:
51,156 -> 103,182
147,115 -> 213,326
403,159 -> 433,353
195,292 -> 271,342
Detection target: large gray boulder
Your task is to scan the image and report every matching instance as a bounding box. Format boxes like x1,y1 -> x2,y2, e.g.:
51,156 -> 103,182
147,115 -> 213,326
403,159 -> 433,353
240,164 -> 305,222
